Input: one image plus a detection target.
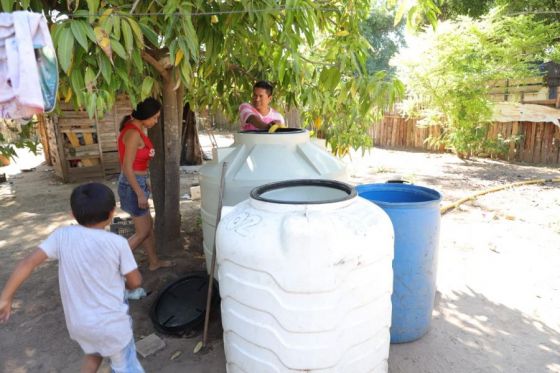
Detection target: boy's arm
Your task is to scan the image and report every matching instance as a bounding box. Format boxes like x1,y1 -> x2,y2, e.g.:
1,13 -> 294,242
124,269 -> 142,290
0,249 -> 48,323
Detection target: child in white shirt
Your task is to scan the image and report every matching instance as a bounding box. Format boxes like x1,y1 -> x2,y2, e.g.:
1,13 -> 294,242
0,182 -> 144,372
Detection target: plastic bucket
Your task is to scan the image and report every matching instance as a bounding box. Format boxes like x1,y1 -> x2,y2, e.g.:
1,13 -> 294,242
356,183 -> 441,343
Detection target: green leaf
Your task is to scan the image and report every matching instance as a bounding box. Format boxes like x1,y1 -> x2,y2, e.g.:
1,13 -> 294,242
141,76 -> 154,99
180,62 -> 192,85
98,54 -> 112,84
128,18 -> 148,47
168,39 -> 177,67
86,0 -> 99,23
394,1 -> 407,27
96,94 -> 105,117
110,39 -> 127,59
102,14 -> 114,35
83,23 -> 97,43
70,69 -> 85,107
121,19 -> 134,54
84,67 -> 96,90
131,49 -> 144,72
113,15 -> 121,40
0,0 -> 13,11
278,58 -> 286,85
319,67 -> 341,92
50,23 -> 62,46
138,24 -> 157,48
57,27 -> 75,73
115,66 -> 129,83
70,21 -> 89,51
86,93 -> 97,118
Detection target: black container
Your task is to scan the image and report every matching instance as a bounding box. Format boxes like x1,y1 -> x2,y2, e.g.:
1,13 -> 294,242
150,272 -> 219,336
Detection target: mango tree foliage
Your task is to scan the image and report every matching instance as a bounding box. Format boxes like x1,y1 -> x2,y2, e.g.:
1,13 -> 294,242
1,0 -> 438,252
0,119 -> 39,160
394,10 -> 560,158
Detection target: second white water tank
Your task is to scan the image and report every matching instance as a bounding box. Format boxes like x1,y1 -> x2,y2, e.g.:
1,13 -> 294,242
216,179 -> 394,372
199,129 -> 347,274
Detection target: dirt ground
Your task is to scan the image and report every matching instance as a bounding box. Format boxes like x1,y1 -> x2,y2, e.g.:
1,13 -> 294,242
0,132 -> 559,373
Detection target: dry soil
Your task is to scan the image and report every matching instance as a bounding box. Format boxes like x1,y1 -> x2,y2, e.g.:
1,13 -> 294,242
0,133 -> 559,373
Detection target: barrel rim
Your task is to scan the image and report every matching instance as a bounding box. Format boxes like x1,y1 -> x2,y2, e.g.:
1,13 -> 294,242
250,179 -> 356,205
238,128 -> 306,134
356,183 -> 442,205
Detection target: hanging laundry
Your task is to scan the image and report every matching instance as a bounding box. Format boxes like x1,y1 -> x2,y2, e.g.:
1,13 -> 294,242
0,11 -> 58,119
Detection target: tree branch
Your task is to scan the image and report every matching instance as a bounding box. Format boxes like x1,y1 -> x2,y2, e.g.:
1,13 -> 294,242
227,63 -> 257,82
130,0 -> 141,14
141,51 -> 169,80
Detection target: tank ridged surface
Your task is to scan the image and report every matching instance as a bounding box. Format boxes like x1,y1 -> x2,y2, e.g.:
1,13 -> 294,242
216,180 -> 394,372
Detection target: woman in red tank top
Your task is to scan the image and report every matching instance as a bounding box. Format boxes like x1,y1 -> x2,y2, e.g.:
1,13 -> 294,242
117,98 -> 173,271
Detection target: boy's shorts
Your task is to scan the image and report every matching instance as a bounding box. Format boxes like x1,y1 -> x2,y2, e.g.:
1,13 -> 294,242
118,173 -> 150,217
106,338 -> 144,373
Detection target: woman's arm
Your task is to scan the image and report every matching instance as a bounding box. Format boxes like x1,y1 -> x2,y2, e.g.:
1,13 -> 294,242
121,130 -> 148,209
0,249 -> 48,323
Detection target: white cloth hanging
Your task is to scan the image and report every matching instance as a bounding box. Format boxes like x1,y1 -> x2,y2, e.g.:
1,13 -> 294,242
0,11 -> 55,119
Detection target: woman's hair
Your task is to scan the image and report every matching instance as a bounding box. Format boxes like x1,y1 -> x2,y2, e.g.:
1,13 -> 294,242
119,97 -> 162,131
70,182 -> 116,226
119,114 -> 132,131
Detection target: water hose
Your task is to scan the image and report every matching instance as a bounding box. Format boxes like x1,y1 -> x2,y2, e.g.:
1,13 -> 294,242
440,177 -> 560,216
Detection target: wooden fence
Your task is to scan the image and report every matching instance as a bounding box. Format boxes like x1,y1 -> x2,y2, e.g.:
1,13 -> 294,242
370,114 -> 560,165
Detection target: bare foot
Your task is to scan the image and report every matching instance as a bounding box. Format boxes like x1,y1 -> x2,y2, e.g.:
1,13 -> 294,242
148,260 -> 175,271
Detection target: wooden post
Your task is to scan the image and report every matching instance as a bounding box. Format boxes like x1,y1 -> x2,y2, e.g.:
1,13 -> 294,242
36,114 -> 51,165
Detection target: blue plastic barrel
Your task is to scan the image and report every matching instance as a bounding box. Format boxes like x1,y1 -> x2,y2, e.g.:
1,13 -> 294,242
356,183 -> 441,343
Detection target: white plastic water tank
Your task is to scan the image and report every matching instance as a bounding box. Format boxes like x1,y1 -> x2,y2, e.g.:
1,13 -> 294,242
216,180 -> 394,373
199,129 -> 347,274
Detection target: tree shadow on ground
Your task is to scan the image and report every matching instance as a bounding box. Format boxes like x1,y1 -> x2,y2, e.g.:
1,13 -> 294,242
351,148 -> 560,204
389,288 -> 560,373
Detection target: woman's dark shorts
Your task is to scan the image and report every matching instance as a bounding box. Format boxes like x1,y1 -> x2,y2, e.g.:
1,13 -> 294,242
118,173 -> 150,217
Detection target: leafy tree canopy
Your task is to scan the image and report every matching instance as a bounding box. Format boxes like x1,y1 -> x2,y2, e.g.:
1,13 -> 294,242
438,0 -> 494,19
0,119 -> 39,160
1,0 -> 440,250
361,6 -> 406,75
394,9 -> 560,157
1,0 -> 408,156
437,0 -> 560,23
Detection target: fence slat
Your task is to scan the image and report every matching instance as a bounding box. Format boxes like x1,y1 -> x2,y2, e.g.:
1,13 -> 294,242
371,115 -> 559,165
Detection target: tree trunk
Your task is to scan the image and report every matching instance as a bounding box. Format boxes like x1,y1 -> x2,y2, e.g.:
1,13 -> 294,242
180,103 -> 196,165
148,112 -> 165,245
184,103 -> 203,165
148,75 -> 183,254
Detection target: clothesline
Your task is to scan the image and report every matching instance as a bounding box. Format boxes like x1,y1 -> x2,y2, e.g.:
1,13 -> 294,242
48,7 -> 560,19
57,6 -> 343,18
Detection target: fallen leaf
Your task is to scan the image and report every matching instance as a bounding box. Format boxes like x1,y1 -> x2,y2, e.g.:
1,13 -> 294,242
193,341 -> 203,354
170,350 -> 182,360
